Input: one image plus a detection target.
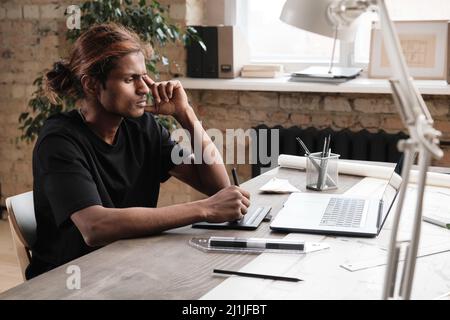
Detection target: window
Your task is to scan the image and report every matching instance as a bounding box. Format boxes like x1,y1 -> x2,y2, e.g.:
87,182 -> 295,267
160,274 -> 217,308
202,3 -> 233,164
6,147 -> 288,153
237,0 -> 450,72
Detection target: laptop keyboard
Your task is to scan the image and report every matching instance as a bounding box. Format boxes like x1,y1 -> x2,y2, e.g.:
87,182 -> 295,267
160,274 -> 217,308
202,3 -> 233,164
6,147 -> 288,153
320,198 -> 365,228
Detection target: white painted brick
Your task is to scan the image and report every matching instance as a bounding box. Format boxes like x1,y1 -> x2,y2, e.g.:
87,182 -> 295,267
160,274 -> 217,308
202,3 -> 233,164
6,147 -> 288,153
324,96 -> 352,112
11,85 -> 26,99
280,93 -> 320,111
25,85 -> 37,98
23,5 -> 40,20
5,4 -> 22,20
202,90 -> 238,105
354,97 -> 396,113
0,7 -> 6,20
40,4 -> 64,20
240,92 -> 278,108
427,99 -> 450,117
186,0 -> 204,25
169,4 -> 186,20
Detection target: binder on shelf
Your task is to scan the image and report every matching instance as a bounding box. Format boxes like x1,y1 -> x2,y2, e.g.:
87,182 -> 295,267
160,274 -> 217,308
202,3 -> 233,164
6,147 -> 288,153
186,26 -> 249,79
201,27 -> 219,78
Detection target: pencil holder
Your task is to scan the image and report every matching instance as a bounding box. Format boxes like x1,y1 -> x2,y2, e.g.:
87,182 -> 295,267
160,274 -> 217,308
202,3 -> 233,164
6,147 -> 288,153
306,152 -> 339,191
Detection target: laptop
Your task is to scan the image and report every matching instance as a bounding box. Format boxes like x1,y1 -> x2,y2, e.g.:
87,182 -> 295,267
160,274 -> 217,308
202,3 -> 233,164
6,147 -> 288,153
270,158 -> 404,237
291,66 -> 363,79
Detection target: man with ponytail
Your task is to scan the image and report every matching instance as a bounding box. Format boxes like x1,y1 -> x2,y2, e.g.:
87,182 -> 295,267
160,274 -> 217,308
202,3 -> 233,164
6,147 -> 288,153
29,23 -> 250,279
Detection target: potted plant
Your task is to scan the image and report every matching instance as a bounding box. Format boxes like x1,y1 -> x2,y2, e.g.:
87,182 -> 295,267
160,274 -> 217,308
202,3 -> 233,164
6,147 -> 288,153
19,0 -> 204,142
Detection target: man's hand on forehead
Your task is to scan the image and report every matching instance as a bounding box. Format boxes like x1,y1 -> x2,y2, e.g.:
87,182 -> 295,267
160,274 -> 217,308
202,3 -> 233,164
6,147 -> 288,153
142,75 -> 189,119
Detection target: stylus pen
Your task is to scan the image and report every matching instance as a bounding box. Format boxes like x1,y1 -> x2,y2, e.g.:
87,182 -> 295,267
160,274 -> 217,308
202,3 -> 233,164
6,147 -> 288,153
213,269 -> 302,282
232,167 -> 240,186
209,236 -> 305,250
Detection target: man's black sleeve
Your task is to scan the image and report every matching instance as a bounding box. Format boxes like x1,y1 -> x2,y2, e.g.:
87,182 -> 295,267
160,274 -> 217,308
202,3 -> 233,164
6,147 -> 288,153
36,135 -> 102,226
158,122 -> 190,183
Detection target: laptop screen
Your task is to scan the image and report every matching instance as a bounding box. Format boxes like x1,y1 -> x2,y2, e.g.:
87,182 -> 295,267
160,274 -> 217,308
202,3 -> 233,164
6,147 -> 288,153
378,156 -> 404,229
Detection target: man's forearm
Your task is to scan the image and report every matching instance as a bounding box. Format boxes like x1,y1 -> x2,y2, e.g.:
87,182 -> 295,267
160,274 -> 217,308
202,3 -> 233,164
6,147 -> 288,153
175,106 -> 230,193
74,200 -> 208,247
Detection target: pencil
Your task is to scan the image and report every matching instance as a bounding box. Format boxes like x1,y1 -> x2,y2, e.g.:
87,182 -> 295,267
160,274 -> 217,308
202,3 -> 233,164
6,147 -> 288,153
213,268 -> 302,282
296,137 -> 310,155
231,167 -> 240,186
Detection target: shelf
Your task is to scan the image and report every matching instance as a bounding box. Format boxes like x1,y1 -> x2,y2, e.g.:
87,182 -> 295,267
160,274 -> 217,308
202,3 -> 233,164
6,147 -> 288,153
178,76 -> 450,95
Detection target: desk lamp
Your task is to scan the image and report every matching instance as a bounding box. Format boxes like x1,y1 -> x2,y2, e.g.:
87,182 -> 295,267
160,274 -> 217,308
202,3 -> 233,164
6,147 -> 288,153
280,0 -> 444,300
280,0 -> 362,76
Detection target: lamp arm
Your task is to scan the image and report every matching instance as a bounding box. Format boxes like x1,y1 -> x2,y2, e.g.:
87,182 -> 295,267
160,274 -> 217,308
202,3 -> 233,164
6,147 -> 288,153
375,0 -> 442,158
333,0 -> 444,300
372,0 -> 444,300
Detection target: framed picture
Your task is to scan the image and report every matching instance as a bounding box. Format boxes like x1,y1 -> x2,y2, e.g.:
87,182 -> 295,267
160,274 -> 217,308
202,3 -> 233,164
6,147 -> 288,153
369,20 -> 450,81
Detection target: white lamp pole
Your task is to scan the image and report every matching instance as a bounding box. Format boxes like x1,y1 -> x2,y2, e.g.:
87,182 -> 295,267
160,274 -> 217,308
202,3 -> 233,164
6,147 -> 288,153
281,0 -> 444,299
372,0 -> 443,299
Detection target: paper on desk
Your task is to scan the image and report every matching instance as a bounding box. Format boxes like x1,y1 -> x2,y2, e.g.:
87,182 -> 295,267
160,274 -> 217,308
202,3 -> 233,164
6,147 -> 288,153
343,177 -> 388,198
202,234 -> 402,299
202,231 -> 450,299
340,242 -> 450,272
420,185 -> 450,229
343,179 -> 450,229
201,233 -> 332,300
259,177 -> 301,193
340,184 -> 450,272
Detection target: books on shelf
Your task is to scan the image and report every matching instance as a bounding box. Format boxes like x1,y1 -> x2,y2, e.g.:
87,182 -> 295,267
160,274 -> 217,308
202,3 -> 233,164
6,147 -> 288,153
241,70 -> 284,78
242,64 -> 284,72
240,64 -> 284,78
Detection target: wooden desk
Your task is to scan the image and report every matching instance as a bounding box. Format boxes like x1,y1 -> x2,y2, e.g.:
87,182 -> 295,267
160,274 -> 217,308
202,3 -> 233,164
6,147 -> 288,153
1,165 -> 449,299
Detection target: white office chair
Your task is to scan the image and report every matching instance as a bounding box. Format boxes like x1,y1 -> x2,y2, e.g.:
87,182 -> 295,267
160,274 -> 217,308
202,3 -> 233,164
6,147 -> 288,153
5,191 -> 36,281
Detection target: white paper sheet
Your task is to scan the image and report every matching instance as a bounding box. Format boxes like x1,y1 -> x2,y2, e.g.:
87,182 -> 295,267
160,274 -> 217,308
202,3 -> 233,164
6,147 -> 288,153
201,176 -> 450,300
339,183 -> 450,271
259,177 -> 301,193
202,230 -> 450,299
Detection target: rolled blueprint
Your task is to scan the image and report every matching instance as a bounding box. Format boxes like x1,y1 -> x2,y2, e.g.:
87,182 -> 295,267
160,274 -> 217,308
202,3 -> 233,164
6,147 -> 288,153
278,154 -> 450,188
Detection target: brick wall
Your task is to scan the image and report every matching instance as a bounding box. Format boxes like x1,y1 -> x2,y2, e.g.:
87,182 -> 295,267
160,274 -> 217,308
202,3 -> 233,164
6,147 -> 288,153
0,1 -> 72,206
183,90 -> 450,191
0,1 -> 449,209
0,0 -> 191,207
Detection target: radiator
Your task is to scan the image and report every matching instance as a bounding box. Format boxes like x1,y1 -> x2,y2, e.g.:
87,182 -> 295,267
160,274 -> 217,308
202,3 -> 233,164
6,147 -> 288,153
251,125 -> 408,177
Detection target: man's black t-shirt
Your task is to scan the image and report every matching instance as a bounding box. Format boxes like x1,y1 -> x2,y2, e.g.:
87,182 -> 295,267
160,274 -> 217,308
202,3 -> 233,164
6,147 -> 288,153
27,110 -> 180,279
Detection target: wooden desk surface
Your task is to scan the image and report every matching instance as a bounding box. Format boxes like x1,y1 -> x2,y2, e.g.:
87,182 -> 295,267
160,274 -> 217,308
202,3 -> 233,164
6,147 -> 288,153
1,164 -> 448,299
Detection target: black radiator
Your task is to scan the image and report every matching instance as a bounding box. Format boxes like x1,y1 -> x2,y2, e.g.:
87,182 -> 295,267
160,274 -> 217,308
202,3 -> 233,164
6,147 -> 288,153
252,125 -> 408,177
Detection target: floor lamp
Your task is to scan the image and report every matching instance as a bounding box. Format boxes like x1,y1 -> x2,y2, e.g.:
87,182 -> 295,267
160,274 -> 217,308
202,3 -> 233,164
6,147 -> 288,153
280,0 -> 444,299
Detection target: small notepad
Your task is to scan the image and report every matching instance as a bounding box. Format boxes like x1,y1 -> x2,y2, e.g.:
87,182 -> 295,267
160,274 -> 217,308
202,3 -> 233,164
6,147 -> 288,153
259,177 -> 301,194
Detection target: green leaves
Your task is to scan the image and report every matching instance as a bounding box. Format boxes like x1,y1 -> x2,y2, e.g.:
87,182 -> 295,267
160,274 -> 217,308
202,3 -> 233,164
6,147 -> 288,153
19,73 -> 76,142
20,0 -> 203,141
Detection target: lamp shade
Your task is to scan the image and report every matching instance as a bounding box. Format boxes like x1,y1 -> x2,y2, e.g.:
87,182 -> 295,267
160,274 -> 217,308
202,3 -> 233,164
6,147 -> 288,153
280,0 -> 359,42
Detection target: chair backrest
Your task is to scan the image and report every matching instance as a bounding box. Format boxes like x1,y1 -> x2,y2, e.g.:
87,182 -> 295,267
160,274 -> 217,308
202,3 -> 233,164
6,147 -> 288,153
5,191 -> 36,281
